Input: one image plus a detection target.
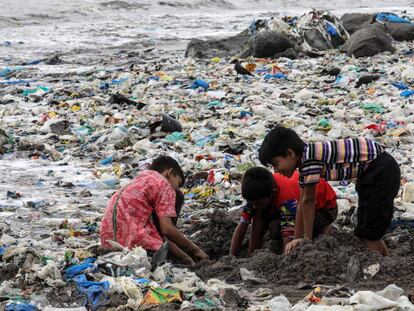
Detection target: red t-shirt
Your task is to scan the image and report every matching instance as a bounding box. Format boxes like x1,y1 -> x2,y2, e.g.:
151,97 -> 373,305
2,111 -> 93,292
240,171 -> 337,224
100,170 -> 177,251
274,171 -> 337,210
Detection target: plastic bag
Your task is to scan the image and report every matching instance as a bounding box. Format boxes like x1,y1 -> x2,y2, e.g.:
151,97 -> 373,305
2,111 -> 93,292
268,295 -> 291,311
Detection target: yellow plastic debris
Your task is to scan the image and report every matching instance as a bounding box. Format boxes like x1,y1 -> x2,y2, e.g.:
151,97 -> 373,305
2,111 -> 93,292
71,105 -> 81,112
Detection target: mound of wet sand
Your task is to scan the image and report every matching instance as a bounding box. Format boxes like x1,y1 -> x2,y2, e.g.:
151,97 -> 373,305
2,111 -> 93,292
183,209 -> 239,259
191,223 -> 414,295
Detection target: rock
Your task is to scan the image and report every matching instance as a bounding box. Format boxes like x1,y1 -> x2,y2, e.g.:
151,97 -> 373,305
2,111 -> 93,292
344,26 -> 395,58
385,22 -> 414,41
340,13 -> 373,34
274,47 -> 299,59
185,29 -> 250,59
251,30 -> 293,58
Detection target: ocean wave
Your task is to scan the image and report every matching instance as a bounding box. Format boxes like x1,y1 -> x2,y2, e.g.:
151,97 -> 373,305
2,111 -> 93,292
158,0 -> 236,10
25,13 -> 62,20
100,0 -> 150,10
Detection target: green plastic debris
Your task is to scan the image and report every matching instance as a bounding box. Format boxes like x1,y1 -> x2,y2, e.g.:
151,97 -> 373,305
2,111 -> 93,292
64,250 -> 74,263
361,103 -> 384,114
195,133 -> 219,147
22,86 -> 49,96
193,297 -> 217,310
165,132 -> 185,142
40,256 -> 53,266
207,100 -> 224,108
316,118 -> 332,130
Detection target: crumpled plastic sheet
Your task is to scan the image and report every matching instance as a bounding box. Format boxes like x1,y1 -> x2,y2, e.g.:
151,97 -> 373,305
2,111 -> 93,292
65,258 -> 96,279
5,303 -> 38,311
142,287 -> 183,305
265,285 -> 414,311
71,274 -> 110,311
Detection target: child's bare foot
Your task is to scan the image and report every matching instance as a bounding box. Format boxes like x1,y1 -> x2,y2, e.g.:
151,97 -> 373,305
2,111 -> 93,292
364,239 -> 389,256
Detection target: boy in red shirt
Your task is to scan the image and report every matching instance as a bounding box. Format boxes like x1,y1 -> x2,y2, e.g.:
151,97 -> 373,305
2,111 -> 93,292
100,156 -> 208,265
230,167 -> 337,256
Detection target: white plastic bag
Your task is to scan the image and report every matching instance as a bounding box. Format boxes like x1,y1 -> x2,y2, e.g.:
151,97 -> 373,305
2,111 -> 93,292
268,295 -> 291,311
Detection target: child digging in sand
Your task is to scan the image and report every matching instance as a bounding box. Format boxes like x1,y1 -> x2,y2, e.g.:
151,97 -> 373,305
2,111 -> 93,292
100,156 -> 209,265
230,166 -> 337,256
259,126 -> 400,256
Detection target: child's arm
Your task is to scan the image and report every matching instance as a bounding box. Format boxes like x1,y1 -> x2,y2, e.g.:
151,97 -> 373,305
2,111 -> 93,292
301,184 -> 317,240
230,223 -> 248,256
159,217 -> 209,261
294,188 -> 305,239
286,184 -> 317,253
168,241 -> 195,265
248,212 -> 266,256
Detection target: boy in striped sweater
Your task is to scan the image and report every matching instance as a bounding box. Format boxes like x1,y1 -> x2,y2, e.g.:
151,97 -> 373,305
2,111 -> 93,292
259,126 -> 400,256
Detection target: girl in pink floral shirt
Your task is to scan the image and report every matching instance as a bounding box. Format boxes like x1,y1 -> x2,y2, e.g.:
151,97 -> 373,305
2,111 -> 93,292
100,156 -> 208,265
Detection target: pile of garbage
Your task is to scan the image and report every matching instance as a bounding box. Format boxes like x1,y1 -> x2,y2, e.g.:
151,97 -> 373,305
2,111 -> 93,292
1,242 -> 249,310
1,7 -> 414,310
186,9 -> 414,59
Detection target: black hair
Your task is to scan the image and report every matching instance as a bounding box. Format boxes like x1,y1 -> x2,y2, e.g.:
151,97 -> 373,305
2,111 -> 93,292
149,156 -> 185,186
259,126 -> 305,166
241,167 -> 276,201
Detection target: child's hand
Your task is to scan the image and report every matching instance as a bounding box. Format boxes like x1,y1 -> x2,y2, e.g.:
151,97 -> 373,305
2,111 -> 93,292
182,256 -> 196,266
193,248 -> 210,261
284,238 -> 303,254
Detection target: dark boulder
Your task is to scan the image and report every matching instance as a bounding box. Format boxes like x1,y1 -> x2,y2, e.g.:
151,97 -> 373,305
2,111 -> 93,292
185,29 -> 250,59
250,30 -> 294,58
384,22 -> 414,41
185,28 -> 294,59
344,26 -> 395,57
341,13 -> 414,42
340,13 -> 373,34
274,47 -> 299,59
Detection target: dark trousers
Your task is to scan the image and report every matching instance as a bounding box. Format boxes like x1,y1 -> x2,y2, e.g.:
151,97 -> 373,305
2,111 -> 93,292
355,152 -> 400,240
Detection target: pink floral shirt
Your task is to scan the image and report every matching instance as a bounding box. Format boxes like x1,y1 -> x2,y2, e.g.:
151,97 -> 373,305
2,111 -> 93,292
100,170 -> 177,251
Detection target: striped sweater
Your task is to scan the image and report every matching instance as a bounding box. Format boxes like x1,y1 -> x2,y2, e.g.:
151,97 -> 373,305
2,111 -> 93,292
299,138 -> 384,187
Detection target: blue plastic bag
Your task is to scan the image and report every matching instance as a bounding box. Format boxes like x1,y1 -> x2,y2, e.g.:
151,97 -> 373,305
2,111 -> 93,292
0,79 -> 35,85
5,303 -> 38,311
191,79 -> 209,90
264,73 -> 287,81
0,68 -> 13,78
392,81 -> 408,90
65,258 -> 96,279
22,60 -> 43,66
376,13 -> 411,24
99,156 -> 113,166
401,89 -> 414,98
72,274 -> 109,311
325,21 -> 338,36
249,19 -> 257,35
